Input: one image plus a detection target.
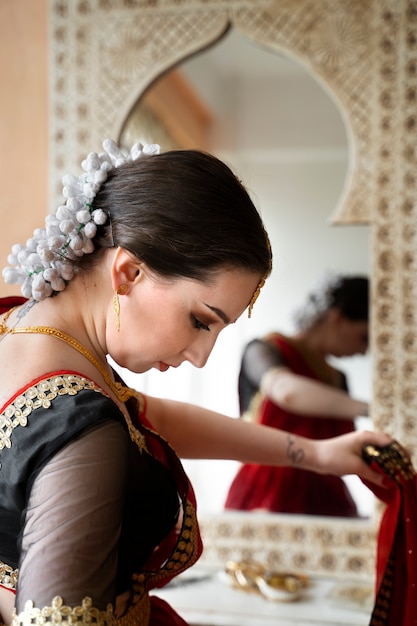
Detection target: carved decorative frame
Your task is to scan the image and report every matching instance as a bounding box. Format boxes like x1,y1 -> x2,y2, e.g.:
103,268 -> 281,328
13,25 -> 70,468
49,0 -> 417,580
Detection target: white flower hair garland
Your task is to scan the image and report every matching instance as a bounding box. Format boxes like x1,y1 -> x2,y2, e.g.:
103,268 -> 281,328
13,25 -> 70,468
292,270 -> 343,331
3,139 -> 160,301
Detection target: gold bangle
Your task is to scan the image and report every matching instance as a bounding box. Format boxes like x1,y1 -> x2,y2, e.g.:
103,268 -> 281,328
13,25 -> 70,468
224,560 -> 308,602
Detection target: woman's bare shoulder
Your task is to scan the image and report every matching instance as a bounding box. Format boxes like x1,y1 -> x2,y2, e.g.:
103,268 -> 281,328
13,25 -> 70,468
0,331 -> 106,410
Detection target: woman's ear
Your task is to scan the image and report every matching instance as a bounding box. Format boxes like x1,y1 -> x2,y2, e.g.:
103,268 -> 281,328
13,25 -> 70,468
110,247 -> 141,292
327,308 -> 344,325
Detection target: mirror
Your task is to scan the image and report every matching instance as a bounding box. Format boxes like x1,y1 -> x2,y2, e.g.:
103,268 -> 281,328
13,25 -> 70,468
118,28 -> 373,519
49,0 -> 414,583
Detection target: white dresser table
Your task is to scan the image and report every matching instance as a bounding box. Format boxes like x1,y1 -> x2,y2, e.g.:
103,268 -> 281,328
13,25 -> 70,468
152,568 -> 373,626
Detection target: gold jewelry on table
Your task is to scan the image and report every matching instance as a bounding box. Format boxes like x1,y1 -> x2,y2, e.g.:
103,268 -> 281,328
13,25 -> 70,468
224,560 -> 308,602
113,284 -> 128,332
0,307 -> 136,403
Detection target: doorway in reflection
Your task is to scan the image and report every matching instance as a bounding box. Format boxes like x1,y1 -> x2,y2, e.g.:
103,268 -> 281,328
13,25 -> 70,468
115,28 -> 373,517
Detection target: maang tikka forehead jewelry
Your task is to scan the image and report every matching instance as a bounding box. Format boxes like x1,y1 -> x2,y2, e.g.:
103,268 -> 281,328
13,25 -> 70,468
113,284 -> 128,332
248,274 -> 266,318
248,232 -> 272,318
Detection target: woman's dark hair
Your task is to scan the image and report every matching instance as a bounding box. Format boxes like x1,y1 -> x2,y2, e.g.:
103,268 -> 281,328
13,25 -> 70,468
328,276 -> 369,321
293,274 -> 369,330
80,150 -> 272,281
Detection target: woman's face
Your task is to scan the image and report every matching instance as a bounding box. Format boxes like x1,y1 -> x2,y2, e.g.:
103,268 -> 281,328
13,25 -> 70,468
107,264 -> 261,374
330,314 -> 369,358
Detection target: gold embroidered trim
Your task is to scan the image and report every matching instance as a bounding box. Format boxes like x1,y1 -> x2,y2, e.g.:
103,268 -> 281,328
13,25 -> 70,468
115,592 -> 150,626
0,375 -> 102,453
0,561 -> 18,589
164,500 -> 199,571
363,440 -> 416,482
124,412 -> 148,454
131,498 -> 200,597
0,375 -> 147,458
11,596 -> 114,626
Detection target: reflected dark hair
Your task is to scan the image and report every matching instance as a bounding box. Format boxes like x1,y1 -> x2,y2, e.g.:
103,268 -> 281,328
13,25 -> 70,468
329,276 -> 369,321
293,274 -> 369,330
78,150 -> 272,281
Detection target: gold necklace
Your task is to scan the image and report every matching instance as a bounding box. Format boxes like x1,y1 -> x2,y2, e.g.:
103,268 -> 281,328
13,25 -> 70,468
0,307 -> 136,403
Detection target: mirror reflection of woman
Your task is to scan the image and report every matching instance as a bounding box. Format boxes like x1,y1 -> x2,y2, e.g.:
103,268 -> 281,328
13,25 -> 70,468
0,142 -> 390,626
225,274 -> 371,517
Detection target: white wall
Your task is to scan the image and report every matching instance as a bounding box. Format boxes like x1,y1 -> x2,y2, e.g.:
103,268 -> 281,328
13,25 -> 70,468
114,30 -> 373,515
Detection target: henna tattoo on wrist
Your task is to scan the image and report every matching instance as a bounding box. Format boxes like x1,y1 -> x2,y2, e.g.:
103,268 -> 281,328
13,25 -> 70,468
287,435 -> 305,466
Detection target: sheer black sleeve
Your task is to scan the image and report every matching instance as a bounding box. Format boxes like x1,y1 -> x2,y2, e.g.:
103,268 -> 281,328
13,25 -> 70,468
238,339 -> 287,414
16,420 -> 129,613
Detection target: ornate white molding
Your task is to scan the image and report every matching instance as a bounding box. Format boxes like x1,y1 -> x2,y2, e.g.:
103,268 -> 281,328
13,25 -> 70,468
198,512 -> 378,581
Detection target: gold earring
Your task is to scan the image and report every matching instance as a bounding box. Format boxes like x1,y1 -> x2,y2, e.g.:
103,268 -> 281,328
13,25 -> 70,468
113,284 -> 128,332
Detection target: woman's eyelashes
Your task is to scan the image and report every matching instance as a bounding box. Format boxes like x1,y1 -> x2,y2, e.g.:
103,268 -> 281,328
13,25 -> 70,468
191,315 -> 210,332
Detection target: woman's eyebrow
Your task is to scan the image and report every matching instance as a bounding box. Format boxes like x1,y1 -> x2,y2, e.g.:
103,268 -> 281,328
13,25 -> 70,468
204,304 -> 230,324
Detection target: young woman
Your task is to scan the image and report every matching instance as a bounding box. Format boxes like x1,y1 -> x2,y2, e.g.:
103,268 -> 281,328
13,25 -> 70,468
225,274 -> 371,516
0,140 -> 390,626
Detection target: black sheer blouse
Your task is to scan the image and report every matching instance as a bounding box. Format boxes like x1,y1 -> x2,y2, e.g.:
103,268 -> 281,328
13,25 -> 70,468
0,373 -> 198,618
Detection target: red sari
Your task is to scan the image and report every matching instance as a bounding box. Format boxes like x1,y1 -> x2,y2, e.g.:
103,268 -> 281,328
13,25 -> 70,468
225,334 -> 358,516
362,441 -> 417,626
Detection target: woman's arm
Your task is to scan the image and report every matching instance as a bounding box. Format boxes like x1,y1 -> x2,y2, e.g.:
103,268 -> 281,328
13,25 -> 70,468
242,338 -> 368,418
144,395 -> 390,487
261,367 -> 369,417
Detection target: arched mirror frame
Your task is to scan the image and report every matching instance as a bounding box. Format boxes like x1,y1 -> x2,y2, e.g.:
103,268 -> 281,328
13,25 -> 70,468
49,0 -> 417,581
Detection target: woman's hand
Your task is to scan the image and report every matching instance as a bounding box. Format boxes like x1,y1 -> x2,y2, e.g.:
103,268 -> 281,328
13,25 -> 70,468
310,430 -> 393,487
